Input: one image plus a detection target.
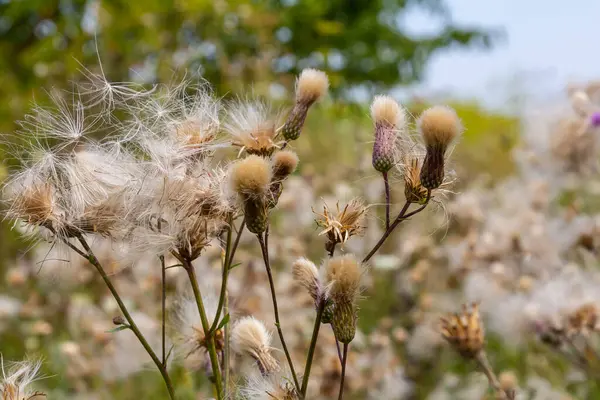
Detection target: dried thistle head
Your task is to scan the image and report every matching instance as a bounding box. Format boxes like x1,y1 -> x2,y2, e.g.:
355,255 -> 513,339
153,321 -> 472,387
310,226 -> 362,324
229,155 -> 272,234
567,303 -> 598,337
292,257 -> 322,305
440,303 -> 485,358
231,317 -> 279,375
325,254 -> 363,344
571,90 -> 592,117
0,357 -> 46,400
173,295 -> 224,363
7,183 -> 56,228
271,150 -> 299,181
313,198 -> 368,251
417,106 -> 462,190
230,155 -> 273,201
282,68 -> 328,141
225,100 -> 281,156
370,95 -> 405,173
240,373 -> 300,400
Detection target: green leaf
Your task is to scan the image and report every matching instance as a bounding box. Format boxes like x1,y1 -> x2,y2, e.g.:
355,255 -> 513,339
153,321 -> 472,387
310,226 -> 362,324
216,314 -> 230,331
106,325 -> 130,333
228,262 -> 242,271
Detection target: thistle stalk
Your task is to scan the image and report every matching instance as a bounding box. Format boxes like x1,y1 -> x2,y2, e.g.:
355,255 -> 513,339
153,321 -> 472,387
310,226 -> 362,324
210,216 -> 245,333
338,343 -> 349,400
182,257 -> 224,399
160,254 -> 167,366
383,171 -> 391,229
301,299 -> 327,397
362,190 -> 431,263
67,235 -> 176,400
257,233 -> 301,392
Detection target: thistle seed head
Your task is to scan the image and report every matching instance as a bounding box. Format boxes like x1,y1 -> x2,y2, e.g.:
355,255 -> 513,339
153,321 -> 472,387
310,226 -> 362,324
282,69 -> 328,141
418,106 -> 462,150
296,68 -> 329,105
370,95 -> 404,173
325,254 -> 363,344
417,106 -> 461,190
231,316 -> 279,375
292,257 -> 321,304
440,302 -> 485,358
271,150 -> 299,181
230,155 -> 272,201
571,90 -> 592,117
313,198 -> 368,250
225,100 -> 280,156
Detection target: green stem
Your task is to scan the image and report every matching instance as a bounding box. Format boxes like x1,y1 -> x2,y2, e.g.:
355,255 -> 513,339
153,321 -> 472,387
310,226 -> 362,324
257,233 -> 301,392
224,291 -> 230,396
301,300 -> 326,397
182,257 -> 224,400
74,236 -> 176,400
160,254 -> 166,366
210,217 -> 245,333
338,343 -> 349,400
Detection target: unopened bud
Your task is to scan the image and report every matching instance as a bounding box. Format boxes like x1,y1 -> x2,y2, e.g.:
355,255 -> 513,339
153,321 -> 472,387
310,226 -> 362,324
332,300 -> 356,344
113,316 -> 126,326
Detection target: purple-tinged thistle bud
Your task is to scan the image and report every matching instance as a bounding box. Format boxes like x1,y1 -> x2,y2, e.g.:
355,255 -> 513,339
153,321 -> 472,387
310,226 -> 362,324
418,106 -> 462,190
370,95 -> 405,173
282,69 -> 328,141
590,112 -> 600,128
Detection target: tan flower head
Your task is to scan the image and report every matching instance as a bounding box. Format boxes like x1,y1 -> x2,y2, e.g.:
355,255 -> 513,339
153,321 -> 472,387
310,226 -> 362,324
292,257 -> 321,303
313,198 -> 367,250
296,68 -> 329,105
231,317 -> 279,375
440,303 -> 485,358
567,303 -> 598,336
271,150 -> 299,181
10,184 -> 56,227
418,106 -> 463,150
325,254 -> 363,344
370,95 -> 405,173
230,155 -> 272,200
225,100 -> 281,156
282,69 -> 328,141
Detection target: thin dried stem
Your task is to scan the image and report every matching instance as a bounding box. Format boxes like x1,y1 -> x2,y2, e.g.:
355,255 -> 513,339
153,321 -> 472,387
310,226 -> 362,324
256,233 -> 301,392
362,190 -> 431,263
301,299 -> 327,397
224,290 -> 231,395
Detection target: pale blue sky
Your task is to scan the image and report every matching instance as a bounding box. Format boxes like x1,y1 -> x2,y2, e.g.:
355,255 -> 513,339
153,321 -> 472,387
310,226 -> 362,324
403,0 -> 600,108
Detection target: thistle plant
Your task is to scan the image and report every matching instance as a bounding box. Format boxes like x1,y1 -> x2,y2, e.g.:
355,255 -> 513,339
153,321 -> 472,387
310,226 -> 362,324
2,64 -> 473,400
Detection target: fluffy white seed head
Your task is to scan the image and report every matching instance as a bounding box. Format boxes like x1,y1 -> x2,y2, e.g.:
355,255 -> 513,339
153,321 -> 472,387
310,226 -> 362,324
571,90 -> 592,117
0,357 -> 45,400
325,254 -> 364,304
231,317 -> 279,375
229,155 -> 272,199
296,68 -> 329,105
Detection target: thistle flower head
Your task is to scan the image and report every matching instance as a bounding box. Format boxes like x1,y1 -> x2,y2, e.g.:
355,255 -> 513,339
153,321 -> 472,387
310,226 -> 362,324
5,183 -> 56,228
571,90 -> 592,117
271,150 -> 299,181
325,254 -> 363,344
0,357 -> 46,400
225,100 -> 281,156
231,317 -> 279,375
282,69 -> 328,141
416,106 -> 462,190
440,302 -> 485,358
417,106 -> 463,150
173,294 -> 224,363
239,372 -> 299,400
566,303 -> 598,337
230,156 -> 273,200
313,198 -> 368,251
325,254 -> 363,304
292,257 -> 322,304
295,68 -> 329,105
370,95 -> 405,173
